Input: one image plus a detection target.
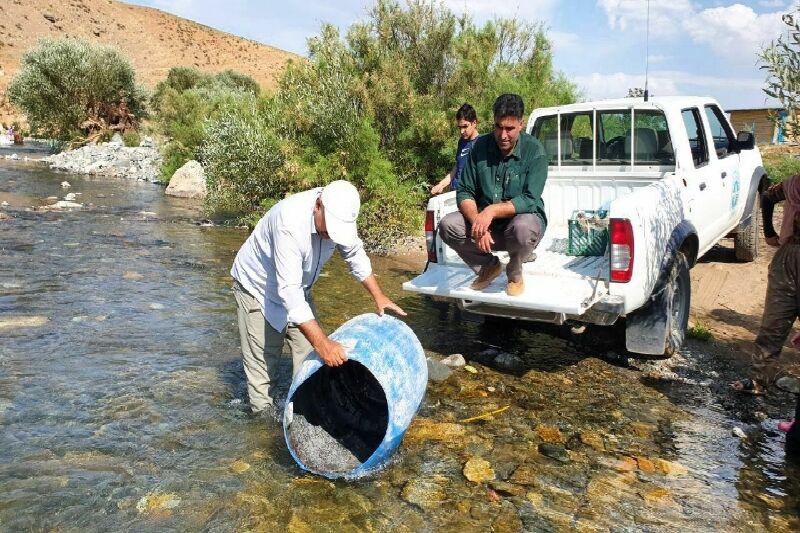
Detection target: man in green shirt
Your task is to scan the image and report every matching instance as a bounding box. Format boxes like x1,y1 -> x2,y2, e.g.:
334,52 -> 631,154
438,93 -> 548,297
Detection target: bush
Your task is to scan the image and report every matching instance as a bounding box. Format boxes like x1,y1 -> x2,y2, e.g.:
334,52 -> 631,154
8,38 -> 147,141
152,66 -> 260,113
155,86 -> 249,182
201,97 -> 288,215
765,154 -> 800,184
122,131 -> 140,147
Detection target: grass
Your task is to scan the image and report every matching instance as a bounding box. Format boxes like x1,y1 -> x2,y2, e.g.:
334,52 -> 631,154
687,322 -> 714,342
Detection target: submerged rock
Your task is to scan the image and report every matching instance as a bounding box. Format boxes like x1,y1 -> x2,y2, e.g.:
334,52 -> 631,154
440,353 -> 466,367
136,492 -> 180,513
401,478 -> 447,510
463,457 -> 495,483
406,418 -> 466,443
538,443 -> 570,463
426,357 -> 453,382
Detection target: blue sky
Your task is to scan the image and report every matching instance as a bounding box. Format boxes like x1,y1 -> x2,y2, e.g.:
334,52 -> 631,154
123,0 -> 796,110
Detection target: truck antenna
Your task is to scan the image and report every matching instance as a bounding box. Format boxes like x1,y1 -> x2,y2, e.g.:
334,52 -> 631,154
644,0 -> 650,102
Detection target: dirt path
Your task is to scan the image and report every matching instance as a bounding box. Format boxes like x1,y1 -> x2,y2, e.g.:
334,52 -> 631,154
689,234 -> 800,380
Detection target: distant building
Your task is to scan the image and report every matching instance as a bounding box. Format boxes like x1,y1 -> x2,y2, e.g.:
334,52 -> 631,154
727,106 -> 795,145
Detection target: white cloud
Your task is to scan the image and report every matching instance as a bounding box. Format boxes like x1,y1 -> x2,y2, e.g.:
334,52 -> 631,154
683,4 -> 785,60
596,0 -> 694,36
597,1 -> 786,64
550,31 -> 579,50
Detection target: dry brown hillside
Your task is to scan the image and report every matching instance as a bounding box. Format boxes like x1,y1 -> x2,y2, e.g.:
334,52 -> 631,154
0,0 -> 299,126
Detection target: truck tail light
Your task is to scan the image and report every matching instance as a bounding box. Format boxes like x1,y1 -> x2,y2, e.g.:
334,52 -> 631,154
609,218 -> 634,283
424,210 -> 437,263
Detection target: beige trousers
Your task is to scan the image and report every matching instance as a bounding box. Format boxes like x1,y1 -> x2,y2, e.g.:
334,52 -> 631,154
232,281 -> 314,412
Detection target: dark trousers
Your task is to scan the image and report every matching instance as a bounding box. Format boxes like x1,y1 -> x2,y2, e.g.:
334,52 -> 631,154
438,211 -> 542,282
753,243 -> 800,383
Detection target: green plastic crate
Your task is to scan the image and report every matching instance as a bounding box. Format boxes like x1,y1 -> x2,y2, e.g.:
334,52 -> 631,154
567,211 -> 609,256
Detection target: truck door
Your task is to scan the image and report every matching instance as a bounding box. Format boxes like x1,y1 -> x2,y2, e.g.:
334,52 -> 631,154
703,104 -> 742,233
681,107 -> 720,252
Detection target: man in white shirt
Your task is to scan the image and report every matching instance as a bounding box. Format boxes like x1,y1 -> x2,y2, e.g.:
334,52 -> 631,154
231,180 -> 406,415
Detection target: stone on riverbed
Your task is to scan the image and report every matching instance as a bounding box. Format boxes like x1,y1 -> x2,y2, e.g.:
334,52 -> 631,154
401,478 -> 447,509
463,457 -> 495,483
440,353 -> 466,367
426,357 -> 453,382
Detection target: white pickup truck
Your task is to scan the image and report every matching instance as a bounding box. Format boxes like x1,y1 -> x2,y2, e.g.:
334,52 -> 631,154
403,97 -> 768,356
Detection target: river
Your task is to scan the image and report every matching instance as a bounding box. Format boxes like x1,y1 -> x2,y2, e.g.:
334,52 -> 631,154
1,146 -> 799,531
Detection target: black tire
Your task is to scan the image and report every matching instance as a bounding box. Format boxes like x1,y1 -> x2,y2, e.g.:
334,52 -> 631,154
734,198 -> 759,262
664,252 -> 691,356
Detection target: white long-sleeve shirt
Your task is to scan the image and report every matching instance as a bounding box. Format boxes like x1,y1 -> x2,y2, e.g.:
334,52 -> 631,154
231,188 -> 372,332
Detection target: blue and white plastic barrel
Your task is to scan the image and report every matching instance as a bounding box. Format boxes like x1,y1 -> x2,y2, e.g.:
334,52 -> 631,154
283,313 -> 427,479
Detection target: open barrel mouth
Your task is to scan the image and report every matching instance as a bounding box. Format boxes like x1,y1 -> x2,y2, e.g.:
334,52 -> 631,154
286,360 -> 389,475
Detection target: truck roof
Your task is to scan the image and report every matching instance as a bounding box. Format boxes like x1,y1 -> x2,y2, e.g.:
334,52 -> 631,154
531,96 -> 721,115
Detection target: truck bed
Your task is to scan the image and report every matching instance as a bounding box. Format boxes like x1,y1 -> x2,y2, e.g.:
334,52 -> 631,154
402,226 -> 610,316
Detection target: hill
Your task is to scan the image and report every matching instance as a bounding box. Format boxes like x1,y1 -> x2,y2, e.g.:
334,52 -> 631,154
0,0 -> 299,127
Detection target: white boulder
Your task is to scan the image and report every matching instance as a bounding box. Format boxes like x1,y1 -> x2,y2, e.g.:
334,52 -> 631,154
165,160 -> 207,199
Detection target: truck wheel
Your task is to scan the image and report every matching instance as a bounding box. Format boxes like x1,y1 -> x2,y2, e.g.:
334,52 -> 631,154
734,200 -> 759,262
664,252 -> 691,356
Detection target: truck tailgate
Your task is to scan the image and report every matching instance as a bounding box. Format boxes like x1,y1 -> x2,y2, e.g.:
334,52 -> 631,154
402,259 -> 608,316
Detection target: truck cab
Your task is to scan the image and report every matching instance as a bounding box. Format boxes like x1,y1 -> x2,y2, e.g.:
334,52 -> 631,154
403,97 -> 766,356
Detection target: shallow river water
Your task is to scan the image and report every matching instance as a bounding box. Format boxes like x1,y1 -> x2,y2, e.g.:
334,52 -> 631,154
1,149 -> 800,531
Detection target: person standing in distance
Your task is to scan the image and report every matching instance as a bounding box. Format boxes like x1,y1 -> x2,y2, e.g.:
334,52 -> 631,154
431,103 -> 479,195
231,180 -> 406,415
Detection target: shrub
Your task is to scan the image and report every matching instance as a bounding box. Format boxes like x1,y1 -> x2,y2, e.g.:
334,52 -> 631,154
7,38 -> 147,141
155,86 -> 249,182
201,97 -> 288,215
122,131 -> 141,147
765,155 -> 800,183
152,66 -> 260,113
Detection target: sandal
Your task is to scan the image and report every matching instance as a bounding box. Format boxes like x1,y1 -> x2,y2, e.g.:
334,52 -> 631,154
731,378 -> 766,396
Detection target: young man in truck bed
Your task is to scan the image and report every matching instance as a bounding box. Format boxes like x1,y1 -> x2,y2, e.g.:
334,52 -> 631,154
438,93 -> 548,297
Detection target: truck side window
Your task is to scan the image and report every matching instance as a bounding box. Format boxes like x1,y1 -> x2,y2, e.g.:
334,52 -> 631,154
682,108 -> 709,168
704,105 -> 736,159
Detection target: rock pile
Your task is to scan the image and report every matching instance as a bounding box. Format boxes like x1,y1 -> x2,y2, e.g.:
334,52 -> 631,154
43,137 -> 162,182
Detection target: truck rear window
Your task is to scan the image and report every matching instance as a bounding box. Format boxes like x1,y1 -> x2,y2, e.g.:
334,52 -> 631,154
532,109 -> 675,167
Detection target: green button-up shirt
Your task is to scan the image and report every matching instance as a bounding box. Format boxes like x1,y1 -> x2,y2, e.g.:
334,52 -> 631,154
456,132 -> 548,232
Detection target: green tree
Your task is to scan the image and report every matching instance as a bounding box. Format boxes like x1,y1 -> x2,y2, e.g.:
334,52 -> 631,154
8,38 -> 147,141
761,3 -> 800,141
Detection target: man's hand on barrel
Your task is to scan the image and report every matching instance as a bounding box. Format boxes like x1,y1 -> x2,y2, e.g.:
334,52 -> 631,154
362,274 -> 407,317
299,319 -> 349,367
318,338 -> 349,367
374,294 -> 407,317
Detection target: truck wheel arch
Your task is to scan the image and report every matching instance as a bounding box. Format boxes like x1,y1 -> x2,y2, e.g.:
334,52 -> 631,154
738,166 -> 769,226
624,220 -> 697,356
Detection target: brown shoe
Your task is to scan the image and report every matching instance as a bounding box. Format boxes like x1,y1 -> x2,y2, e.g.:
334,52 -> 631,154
506,279 -> 525,296
470,260 -> 503,290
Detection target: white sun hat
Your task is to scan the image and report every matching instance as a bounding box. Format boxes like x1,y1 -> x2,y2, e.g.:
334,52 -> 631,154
320,180 -> 361,247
